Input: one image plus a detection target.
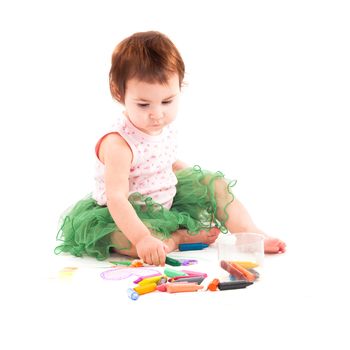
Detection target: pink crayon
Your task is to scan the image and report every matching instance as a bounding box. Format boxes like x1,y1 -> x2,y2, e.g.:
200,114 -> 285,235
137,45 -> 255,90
133,272 -> 161,284
181,269 -> 207,276
174,270 -> 207,278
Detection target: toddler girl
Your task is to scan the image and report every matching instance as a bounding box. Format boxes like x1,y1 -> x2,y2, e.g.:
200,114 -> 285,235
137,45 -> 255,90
55,31 -> 286,266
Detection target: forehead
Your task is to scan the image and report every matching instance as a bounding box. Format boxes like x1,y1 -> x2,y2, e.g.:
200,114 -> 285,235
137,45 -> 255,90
125,74 -> 180,100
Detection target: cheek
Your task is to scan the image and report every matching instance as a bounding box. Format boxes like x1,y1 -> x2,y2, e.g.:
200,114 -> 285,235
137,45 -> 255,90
129,107 -> 146,122
167,103 -> 179,116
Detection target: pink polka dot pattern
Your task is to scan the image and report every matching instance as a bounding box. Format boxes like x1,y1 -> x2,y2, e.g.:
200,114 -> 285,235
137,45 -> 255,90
92,115 -> 178,209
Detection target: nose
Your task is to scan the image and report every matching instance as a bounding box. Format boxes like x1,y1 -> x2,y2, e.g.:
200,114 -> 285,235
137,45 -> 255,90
149,106 -> 163,121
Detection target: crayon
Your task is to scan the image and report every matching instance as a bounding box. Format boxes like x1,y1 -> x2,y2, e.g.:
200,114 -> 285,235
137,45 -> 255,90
165,256 -> 182,266
133,282 -> 157,295
218,281 -> 253,290
220,260 -> 247,280
207,278 -> 220,291
127,288 -> 139,300
156,284 -> 167,292
164,267 -> 188,278
110,261 -> 132,266
228,261 -> 256,282
178,259 -> 198,266
248,268 -> 260,279
178,243 -> 209,251
156,276 -> 168,285
133,273 -> 162,284
172,276 -> 205,284
180,270 -> 208,278
138,275 -> 164,286
171,273 -> 207,281
131,260 -> 144,267
166,283 -> 204,293
232,261 -> 259,269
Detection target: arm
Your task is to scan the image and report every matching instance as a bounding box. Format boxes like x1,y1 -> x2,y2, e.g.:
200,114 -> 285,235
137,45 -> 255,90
100,134 -> 168,265
172,159 -> 190,172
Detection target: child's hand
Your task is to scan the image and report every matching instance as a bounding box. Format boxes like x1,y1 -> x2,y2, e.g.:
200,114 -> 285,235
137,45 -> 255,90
135,235 -> 167,266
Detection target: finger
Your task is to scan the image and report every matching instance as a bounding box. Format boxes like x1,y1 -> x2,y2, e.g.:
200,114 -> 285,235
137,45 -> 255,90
151,250 -> 160,266
163,243 -> 171,254
143,253 -> 152,266
158,246 -> 166,266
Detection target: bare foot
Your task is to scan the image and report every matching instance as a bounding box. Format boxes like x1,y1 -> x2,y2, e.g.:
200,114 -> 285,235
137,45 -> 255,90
242,228 -> 287,254
242,227 -> 286,254
164,227 -> 221,252
264,237 -> 286,254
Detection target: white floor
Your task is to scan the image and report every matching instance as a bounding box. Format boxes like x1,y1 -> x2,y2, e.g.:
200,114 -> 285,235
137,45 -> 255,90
4,229 -> 347,350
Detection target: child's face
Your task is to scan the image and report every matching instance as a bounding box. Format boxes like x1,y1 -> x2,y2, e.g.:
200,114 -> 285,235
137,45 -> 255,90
123,74 -> 180,135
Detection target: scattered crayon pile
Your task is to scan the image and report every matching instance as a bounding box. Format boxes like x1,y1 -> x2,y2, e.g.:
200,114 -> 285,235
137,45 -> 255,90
121,256 -> 260,300
103,243 -> 260,300
126,267 -> 207,299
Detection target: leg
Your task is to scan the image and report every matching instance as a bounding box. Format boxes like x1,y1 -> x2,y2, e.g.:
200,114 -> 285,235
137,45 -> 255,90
111,227 -> 221,258
212,178 -> 286,254
110,230 -> 138,258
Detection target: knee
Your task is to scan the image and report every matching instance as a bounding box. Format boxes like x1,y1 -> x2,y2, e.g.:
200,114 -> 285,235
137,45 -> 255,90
211,177 -> 232,201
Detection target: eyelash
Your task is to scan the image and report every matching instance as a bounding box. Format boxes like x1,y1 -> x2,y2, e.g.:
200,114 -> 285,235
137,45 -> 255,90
137,101 -> 172,108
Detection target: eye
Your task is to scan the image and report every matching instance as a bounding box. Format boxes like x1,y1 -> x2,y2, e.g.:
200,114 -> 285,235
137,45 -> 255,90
137,103 -> 149,108
162,100 -> 173,105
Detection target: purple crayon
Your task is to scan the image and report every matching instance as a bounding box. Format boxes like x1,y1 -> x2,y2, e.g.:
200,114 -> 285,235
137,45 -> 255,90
178,243 -> 209,251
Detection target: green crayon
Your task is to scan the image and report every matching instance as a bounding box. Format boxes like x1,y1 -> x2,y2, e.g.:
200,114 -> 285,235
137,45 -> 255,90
165,256 -> 182,266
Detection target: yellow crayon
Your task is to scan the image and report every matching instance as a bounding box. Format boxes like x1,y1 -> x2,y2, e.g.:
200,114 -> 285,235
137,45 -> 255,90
232,261 -> 259,269
59,267 -> 77,279
138,275 -> 164,286
134,283 -> 157,295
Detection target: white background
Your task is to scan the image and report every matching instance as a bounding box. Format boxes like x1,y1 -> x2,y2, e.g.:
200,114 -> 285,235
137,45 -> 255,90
1,1 -> 349,349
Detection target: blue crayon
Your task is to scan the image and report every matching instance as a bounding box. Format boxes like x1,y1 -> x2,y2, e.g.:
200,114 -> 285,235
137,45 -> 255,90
127,288 -> 139,301
178,243 -> 209,251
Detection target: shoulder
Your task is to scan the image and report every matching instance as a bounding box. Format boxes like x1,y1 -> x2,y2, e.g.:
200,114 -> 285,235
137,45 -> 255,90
99,132 -> 132,165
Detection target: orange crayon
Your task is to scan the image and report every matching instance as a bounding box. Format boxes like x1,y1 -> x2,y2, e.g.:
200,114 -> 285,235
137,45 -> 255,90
228,261 -> 256,282
207,278 -> 220,291
220,260 -> 247,280
131,260 -> 144,267
233,261 -> 259,269
166,283 -> 204,293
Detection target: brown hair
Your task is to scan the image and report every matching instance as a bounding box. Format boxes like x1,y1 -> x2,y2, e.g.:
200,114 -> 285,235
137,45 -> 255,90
109,31 -> 185,103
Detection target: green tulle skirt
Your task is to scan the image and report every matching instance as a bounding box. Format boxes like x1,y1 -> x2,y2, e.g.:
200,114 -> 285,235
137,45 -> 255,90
54,166 -> 236,260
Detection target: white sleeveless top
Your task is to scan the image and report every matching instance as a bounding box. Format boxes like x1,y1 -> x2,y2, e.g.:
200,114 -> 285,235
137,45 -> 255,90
92,115 -> 178,209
